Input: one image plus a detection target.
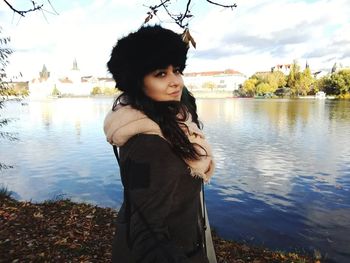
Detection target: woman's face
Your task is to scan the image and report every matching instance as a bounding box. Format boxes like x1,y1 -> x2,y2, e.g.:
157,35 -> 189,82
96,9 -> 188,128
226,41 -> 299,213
143,65 -> 184,101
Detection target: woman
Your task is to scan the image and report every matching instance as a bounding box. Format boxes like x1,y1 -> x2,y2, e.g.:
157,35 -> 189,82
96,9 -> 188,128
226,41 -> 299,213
104,25 -> 214,263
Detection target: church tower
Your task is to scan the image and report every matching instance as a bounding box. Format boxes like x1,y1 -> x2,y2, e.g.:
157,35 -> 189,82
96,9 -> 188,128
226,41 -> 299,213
70,58 -> 81,83
39,64 -> 50,82
72,58 -> 79,71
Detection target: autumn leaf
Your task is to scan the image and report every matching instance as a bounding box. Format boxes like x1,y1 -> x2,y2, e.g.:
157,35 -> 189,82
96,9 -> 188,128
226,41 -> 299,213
182,28 -> 196,49
144,14 -> 153,24
33,212 -> 43,218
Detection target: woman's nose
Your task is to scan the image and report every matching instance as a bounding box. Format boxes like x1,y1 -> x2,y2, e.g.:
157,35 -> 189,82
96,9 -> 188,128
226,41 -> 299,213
169,73 -> 181,86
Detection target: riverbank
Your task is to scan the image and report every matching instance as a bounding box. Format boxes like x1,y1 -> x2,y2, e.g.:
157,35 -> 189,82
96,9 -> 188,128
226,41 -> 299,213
0,195 -> 319,262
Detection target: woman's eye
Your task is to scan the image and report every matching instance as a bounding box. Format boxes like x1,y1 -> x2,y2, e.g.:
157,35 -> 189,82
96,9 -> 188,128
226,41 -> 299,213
174,68 -> 182,75
155,71 -> 166,77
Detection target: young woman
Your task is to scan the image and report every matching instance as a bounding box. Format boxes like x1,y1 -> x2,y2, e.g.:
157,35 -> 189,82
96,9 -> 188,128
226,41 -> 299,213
104,25 -> 214,263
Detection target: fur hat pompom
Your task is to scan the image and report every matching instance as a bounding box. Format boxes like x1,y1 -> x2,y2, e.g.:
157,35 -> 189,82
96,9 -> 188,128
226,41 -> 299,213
107,25 -> 188,93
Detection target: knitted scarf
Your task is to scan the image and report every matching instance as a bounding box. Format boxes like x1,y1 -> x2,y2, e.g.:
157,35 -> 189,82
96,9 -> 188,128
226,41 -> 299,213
104,105 -> 214,182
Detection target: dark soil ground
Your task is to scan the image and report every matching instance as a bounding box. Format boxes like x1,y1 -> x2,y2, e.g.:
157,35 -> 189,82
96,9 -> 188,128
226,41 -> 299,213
0,196 -> 320,262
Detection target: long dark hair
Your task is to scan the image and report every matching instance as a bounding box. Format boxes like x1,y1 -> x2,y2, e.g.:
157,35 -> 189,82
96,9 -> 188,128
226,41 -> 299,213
112,86 -> 203,161
107,25 -> 204,160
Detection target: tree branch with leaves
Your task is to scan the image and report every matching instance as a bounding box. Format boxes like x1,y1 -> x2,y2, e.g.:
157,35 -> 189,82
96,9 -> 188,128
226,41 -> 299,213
0,28 -> 17,170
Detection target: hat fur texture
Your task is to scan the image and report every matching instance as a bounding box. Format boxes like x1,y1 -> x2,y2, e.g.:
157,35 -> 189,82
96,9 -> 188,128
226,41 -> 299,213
107,25 -> 188,93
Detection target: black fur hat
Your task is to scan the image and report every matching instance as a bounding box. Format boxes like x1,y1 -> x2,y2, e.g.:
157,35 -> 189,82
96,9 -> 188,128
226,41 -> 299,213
107,25 -> 188,93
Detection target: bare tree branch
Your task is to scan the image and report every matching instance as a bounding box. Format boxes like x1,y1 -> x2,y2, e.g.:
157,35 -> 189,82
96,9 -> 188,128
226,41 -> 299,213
143,0 -> 237,48
2,0 -> 59,19
3,0 -> 44,17
144,0 -> 237,29
205,0 -> 237,8
150,0 -> 171,11
144,0 -> 194,28
47,0 -> 59,15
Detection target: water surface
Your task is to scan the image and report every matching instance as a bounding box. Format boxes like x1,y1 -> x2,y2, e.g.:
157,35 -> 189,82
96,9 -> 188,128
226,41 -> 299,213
1,97 -> 349,262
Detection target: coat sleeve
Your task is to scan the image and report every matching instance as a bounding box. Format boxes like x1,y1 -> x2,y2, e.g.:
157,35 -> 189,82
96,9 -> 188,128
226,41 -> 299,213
121,135 -> 190,263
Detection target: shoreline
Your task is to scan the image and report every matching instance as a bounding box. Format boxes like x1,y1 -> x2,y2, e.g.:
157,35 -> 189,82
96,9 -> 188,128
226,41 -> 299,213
0,195 -> 319,262
17,92 -> 349,100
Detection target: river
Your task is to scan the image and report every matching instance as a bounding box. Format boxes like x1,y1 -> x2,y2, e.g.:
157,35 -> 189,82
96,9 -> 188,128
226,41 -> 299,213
1,97 -> 350,262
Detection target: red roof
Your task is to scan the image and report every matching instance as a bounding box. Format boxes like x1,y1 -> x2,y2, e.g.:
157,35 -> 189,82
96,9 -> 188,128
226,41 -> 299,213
58,77 -> 73,84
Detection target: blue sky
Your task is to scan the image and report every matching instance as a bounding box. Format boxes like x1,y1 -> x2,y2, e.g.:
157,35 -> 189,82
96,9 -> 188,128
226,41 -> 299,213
1,0 -> 349,79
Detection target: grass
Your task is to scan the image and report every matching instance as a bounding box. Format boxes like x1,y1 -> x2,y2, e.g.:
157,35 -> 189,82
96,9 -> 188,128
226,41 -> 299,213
0,185 -> 12,199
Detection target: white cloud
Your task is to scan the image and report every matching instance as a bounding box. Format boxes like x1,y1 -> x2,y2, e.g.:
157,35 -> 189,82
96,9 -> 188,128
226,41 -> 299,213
1,0 -> 350,79
187,0 -> 350,75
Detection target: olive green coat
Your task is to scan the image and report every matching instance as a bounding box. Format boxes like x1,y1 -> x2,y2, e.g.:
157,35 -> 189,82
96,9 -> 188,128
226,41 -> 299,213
112,134 -> 208,263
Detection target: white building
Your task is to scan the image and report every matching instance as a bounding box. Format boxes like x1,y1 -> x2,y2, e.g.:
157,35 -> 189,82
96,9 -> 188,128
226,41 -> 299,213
183,69 -> 246,91
29,60 -> 116,97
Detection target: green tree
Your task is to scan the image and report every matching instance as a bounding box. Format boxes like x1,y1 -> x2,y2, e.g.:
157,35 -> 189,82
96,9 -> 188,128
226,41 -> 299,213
330,69 -> 350,95
286,60 -> 302,96
202,81 -> 216,91
299,67 -> 314,95
242,78 -> 257,96
91,86 -> 102,95
103,87 -> 118,96
243,71 -> 285,96
0,28 -> 15,170
270,70 -> 286,89
314,75 -> 330,94
52,86 -> 61,96
256,82 -> 273,95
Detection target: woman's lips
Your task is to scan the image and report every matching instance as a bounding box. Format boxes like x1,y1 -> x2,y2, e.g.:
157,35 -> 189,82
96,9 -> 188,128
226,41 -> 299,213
169,90 -> 181,97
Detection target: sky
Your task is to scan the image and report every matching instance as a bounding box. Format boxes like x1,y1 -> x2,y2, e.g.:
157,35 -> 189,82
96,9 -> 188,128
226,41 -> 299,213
0,0 -> 349,80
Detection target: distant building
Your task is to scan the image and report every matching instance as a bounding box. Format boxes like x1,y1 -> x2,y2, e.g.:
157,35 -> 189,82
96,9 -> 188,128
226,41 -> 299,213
30,64 -> 55,98
39,64 -> 50,82
183,69 -> 246,91
254,71 -> 271,76
271,64 -> 291,74
331,62 -> 350,73
81,76 -> 115,89
28,59 -> 115,97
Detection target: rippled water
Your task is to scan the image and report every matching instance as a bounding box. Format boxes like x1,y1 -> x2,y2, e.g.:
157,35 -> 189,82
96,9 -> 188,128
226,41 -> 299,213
1,97 -> 350,262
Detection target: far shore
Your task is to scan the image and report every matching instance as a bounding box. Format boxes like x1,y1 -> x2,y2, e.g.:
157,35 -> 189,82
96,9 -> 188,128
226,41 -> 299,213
5,91 -> 349,100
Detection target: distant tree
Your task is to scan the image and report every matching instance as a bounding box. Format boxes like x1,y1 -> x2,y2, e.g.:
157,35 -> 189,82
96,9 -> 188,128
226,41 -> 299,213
242,78 -> 257,96
330,69 -> 350,95
315,70 -> 350,96
299,67 -> 314,95
286,60 -> 302,96
52,86 -> 60,96
202,81 -> 216,91
102,87 -> 118,96
271,70 -> 286,89
314,75 -> 328,93
256,82 -> 273,96
242,70 -> 285,96
5,82 -> 29,96
91,87 -> 102,95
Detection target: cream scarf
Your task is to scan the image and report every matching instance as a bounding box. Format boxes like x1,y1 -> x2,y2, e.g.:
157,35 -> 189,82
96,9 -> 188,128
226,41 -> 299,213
104,105 -> 214,182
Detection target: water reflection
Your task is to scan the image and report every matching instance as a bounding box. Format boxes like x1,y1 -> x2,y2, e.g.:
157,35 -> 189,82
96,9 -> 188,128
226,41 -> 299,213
1,98 -> 350,262
197,98 -> 350,262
